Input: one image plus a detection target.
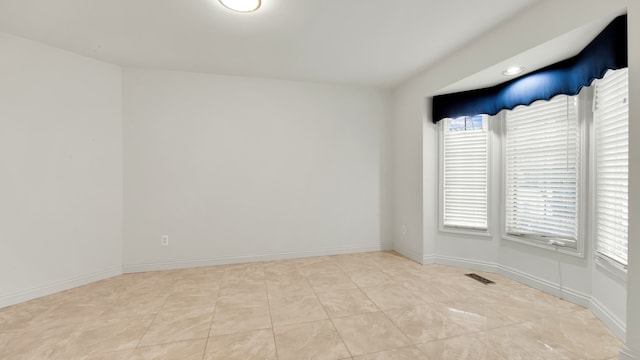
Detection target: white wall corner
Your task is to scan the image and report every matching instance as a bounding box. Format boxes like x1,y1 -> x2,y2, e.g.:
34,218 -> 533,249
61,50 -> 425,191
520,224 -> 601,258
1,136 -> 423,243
590,297 -> 627,340
422,254 -> 436,265
557,286 -> 592,309
0,265 -> 122,309
392,244 -> 424,264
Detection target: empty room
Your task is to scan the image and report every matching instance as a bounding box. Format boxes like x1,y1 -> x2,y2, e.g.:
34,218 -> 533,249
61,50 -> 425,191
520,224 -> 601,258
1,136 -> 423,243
1,0 -> 639,359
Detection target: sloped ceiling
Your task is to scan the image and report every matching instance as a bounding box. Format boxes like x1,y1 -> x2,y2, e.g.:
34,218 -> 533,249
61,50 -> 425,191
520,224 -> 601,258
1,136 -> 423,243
437,13 -> 621,94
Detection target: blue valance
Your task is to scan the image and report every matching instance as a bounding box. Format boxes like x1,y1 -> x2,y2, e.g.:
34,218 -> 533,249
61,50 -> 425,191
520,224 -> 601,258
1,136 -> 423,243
432,14 -> 627,123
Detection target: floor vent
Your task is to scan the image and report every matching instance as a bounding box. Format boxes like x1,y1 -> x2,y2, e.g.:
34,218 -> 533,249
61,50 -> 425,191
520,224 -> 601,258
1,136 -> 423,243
465,273 -> 495,285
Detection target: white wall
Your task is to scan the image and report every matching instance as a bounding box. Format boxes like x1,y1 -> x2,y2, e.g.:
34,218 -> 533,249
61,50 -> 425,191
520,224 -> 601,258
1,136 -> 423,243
391,87 -> 425,262
0,33 -> 123,308
123,69 -> 392,272
623,1 -> 640,357
391,0 -> 633,343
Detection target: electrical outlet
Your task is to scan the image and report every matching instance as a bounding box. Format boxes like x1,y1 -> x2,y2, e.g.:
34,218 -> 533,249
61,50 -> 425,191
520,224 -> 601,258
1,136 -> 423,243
401,225 -> 407,235
161,235 -> 169,246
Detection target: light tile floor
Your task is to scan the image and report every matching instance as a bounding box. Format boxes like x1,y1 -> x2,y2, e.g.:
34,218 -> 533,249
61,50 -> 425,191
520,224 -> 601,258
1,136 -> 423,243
0,251 -> 623,359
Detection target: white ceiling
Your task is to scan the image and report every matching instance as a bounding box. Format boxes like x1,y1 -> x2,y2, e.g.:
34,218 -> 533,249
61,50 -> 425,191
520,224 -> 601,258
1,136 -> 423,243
437,13 -> 621,94
0,0 -> 538,87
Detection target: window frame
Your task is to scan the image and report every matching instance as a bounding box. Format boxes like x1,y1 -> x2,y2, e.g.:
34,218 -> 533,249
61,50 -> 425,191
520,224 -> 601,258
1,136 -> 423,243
499,92 -> 589,258
590,68 -> 629,275
438,115 -> 492,238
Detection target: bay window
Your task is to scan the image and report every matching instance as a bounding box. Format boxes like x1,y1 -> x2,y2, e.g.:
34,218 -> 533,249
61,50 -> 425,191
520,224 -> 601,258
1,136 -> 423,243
437,69 -> 629,265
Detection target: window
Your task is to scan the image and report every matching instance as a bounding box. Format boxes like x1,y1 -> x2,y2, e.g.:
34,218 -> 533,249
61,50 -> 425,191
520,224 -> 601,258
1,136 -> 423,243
504,95 -> 581,250
441,115 -> 488,231
594,68 -> 629,267
438,68 -> 629,261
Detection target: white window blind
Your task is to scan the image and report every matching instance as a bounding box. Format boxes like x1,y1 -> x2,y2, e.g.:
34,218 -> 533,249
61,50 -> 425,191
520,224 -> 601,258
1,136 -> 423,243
442,115 -> 488,230
594,68 -> 629,266
505,95 -> 580,248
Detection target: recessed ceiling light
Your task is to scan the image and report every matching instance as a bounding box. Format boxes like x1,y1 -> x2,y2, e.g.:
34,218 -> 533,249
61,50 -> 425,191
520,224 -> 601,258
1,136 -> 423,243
503,66 -> 526,76
219,0 -> 261,12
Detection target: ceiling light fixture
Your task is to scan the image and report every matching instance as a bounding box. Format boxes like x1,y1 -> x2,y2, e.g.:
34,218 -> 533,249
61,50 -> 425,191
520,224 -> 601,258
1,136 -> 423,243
219,0 -> 261,12
503,66 -> 526,76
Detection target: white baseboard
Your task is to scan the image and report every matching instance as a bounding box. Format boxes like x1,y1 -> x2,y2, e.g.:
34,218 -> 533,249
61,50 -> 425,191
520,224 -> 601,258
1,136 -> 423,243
620,346 -> 640,360
498,264 -> 591,308
560,287 -> 592,309
414,254 -> 624,340
0,265 -> 122,309
498,264 -> 561,296
430,254 -> 499,273
123,244 -> 390,273
590,297 -> 626,341
392,244 -> 424,264
422,254 -> 436,265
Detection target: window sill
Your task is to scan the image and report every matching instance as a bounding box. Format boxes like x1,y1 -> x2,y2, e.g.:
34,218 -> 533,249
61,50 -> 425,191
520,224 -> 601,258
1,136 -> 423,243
440,226 -> 493,239
594,255 -> 627,282
501,234 -> 584,258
